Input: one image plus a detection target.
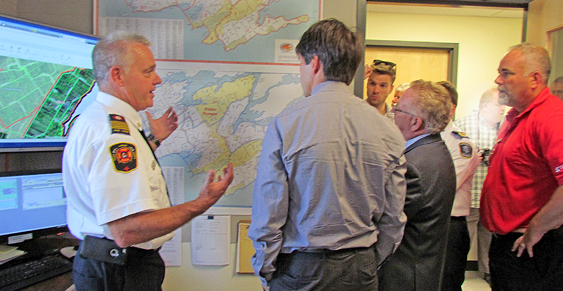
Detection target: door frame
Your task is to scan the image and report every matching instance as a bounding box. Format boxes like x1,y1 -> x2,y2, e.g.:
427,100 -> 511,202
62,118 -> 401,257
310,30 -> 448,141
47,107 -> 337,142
354,40 -> 459,98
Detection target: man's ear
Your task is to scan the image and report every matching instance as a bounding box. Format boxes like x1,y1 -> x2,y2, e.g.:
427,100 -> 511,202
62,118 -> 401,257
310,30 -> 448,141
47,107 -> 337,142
410,115 -> 424,132
309,55 -> 326,85
529,71 -> 542,90
109,66 -> 124,86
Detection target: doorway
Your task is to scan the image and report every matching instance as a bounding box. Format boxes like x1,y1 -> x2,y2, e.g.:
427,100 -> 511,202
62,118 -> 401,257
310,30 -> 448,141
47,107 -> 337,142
363,40 -> 458,102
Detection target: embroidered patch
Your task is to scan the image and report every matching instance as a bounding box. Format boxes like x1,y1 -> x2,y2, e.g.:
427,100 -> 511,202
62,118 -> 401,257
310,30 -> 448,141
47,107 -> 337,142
109,143 -> 137,173
109,114 -> 130,135
458,142 -> 473,159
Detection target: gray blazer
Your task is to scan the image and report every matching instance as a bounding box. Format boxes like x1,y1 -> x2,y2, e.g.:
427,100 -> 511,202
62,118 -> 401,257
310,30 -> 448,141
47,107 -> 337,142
379,134 -> 456,291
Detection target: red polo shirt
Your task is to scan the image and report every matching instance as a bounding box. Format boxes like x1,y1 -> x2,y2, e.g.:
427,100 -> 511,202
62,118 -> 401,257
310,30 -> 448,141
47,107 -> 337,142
481,88 -> 563,234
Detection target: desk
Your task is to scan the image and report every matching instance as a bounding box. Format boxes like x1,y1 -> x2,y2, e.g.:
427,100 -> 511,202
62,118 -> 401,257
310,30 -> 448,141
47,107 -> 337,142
1,233 -> 78,291
21,272 -> 73,291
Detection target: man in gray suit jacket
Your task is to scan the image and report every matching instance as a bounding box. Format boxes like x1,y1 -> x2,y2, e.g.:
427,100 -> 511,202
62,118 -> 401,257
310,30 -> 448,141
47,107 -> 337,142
379,79 -> 457,291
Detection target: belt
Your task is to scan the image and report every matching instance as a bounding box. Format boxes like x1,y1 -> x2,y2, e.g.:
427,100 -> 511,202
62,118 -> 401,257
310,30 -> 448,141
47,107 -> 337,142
79,236 -> 160,265
492,232 -> 523,240
492,228 -> 527,239
128,246 -> 162,255
292,246 -> 373,256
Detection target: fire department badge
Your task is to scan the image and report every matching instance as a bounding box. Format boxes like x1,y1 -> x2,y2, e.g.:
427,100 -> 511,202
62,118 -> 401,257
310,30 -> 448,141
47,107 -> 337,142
110,143 -> 137,172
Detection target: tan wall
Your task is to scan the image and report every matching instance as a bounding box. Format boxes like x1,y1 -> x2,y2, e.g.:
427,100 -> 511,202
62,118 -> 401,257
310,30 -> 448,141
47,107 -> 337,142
0,0 -> 93,34
527,0 -> 563,47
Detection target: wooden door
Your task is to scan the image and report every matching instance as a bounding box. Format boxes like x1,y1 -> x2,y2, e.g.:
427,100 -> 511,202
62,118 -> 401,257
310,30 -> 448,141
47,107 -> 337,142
363,46 -> 451,100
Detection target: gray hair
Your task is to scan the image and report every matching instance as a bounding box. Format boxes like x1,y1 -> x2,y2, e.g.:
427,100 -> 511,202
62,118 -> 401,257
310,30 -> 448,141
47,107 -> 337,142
396,83 -> 410,93
479,87 -> 500,109
510,43 -> 551,85
296,18 -> 363,85
553,76 -> 563,85
92,31 -> 151,86
408,80 -> 452,134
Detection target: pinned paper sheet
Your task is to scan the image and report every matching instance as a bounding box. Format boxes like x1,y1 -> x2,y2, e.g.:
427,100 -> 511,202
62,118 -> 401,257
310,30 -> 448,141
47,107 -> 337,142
190,215 -> 230,265
159,228 -> 182,266
162,167 -> 185,205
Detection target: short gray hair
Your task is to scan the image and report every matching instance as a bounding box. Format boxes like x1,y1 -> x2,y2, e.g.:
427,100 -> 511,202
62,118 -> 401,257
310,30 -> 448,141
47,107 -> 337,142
92,31 -> 151,86
395,83 -> 410,93
479,87 -> 499,109
510,43 -> 551,85
408,80 -> 452,134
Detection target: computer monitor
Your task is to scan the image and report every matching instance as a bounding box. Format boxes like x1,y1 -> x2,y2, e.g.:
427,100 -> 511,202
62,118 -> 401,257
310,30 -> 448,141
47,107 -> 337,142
0,170 -> 68,244
0,14 -> 99,152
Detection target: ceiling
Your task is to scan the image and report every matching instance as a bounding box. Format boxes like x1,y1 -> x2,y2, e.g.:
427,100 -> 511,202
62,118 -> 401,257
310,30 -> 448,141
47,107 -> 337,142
367,2 -> 526,18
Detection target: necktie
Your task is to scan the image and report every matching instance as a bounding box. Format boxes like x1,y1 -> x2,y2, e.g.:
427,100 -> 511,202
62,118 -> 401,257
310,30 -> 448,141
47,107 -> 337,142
138,129 -> 160,164
139,129 -> 171,204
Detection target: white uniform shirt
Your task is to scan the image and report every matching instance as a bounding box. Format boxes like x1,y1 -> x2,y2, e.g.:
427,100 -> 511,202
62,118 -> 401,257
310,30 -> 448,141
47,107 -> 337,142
63,91 -> 173,249
441,122 -> 479,217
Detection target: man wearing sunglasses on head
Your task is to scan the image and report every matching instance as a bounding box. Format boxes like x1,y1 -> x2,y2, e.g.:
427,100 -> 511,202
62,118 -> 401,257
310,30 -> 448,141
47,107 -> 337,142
365,59 -> 397,119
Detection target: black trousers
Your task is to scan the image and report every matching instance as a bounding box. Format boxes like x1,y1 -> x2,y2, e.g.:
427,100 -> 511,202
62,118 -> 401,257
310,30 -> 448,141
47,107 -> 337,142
442,216 -> 470,291
270,246 -> 378,291
73,242 -> 165,291
489,226 -> 563,291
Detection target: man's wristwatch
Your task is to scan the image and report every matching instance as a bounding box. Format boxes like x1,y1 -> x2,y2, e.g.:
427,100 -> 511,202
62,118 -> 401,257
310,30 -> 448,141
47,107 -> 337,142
147,134 -> 161,148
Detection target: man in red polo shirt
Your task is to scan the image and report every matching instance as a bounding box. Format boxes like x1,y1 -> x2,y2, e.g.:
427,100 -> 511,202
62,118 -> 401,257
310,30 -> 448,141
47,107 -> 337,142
481,43 -> 563,290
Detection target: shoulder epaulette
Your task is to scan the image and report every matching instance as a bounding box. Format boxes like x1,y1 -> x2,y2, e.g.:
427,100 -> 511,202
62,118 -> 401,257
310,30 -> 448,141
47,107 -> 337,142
452,130 -> 469,139
109,114 -> 130,135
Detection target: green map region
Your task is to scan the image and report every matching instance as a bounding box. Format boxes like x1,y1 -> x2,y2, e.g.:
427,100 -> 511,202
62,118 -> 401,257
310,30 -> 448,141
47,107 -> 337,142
0,56 -> 96,140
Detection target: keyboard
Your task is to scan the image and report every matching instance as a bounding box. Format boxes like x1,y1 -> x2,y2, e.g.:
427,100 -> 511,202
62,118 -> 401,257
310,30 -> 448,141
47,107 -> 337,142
0,255 -> 73,291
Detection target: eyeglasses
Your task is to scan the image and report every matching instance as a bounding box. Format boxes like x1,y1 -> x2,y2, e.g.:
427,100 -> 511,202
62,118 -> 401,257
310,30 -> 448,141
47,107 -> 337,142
372,59 -> 396,69
552,90 -> 563,95
392,107 -> 418,118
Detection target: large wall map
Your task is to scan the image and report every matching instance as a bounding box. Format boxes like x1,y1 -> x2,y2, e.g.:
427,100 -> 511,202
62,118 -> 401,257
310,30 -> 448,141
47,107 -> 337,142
149,62 -> 303,210
96,0 -> 321,63
96,0 -> 321,211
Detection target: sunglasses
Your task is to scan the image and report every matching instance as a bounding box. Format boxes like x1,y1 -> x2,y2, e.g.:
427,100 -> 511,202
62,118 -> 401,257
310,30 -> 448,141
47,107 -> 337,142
372,59 -> 396,69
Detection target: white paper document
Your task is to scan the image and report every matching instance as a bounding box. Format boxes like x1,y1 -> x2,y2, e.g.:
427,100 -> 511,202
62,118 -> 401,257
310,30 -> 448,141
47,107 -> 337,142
98,17 -> 184,59
190,215 -> 230,265
162,166 -> 185,206
159,228 -> 182,267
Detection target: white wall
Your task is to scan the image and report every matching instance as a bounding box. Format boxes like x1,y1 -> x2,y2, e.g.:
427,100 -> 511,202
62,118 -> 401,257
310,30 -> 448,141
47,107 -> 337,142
366,11 -> 522,119
163,243 -> 262,291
